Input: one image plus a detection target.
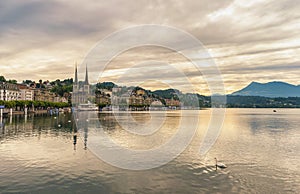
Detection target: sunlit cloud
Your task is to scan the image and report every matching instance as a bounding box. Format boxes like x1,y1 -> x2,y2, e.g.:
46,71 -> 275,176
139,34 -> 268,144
0,0 -> 299,95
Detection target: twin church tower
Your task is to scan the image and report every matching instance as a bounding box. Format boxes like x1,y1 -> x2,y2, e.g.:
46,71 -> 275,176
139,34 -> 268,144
72,64 -> 91,105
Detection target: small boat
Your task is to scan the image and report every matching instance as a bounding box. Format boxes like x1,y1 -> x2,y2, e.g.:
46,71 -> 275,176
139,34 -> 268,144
77,102 -> 98,111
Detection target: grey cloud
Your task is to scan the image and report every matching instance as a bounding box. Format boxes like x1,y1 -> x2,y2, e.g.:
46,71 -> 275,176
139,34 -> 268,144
210,45 -> 300,60
0,0 -> 300,94
221,62 -> 300,75
194,0 -> 300,44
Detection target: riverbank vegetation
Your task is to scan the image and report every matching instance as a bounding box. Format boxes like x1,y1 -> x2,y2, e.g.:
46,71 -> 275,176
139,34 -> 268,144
0,100 -> 69,111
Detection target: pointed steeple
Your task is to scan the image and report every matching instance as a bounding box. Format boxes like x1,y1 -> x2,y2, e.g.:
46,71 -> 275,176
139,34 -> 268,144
84,64 -> 89,85
74,62 -> 78,84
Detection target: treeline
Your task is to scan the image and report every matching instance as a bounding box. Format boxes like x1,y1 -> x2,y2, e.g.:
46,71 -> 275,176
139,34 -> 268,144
226,96 -> 300,108
1,75 -> 73,101
23,78 -> 73,98
72,81 -> 300,108
96,82 -> 116,90
0,100 -> 69,111
50,80 -> 73,97
0,75 -> 17,84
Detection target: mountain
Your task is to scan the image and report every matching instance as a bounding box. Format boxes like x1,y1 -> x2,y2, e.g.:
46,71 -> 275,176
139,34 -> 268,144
231,81 -> 300,97
152,88 -> 182,99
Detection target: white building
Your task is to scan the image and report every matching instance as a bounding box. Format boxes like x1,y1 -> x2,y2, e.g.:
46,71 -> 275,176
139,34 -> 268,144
54,96 -> 68,103
18,85 -> 34,101
0,82 -> 20,101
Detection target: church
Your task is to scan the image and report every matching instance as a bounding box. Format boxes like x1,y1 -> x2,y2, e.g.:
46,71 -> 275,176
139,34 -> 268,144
72,64 -> 91,106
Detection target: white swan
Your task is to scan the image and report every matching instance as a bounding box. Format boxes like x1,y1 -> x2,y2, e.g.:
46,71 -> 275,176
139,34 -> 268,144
215,157 -> 227,169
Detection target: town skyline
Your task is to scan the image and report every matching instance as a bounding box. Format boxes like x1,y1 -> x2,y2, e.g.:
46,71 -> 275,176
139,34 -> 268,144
1,72 -> 300,96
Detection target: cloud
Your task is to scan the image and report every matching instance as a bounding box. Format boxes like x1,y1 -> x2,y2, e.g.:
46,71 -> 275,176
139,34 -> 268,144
0,0 -> 299,94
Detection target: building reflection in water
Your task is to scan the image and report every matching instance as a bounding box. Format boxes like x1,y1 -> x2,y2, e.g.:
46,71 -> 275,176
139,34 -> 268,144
0,112 -> 118,151
0,115 -> 4,136
73,133 -> 77,150
72,119 -> 78,150
0,113 -> 79,146
73,111 -> 90,151
84,126 -> 88,150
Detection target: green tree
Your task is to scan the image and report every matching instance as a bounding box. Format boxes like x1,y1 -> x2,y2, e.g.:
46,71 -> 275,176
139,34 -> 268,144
0,76 -> 6,82
8,79 -> 17,84
96,82 -> 116,90
23,80 -> 33,85
4,101 -> 16,108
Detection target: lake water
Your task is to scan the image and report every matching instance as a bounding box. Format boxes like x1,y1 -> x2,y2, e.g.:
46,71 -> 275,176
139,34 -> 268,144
0,109 -> 299,193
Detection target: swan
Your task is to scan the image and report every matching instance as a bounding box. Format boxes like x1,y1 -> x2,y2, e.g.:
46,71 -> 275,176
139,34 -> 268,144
215,157 -> 227,170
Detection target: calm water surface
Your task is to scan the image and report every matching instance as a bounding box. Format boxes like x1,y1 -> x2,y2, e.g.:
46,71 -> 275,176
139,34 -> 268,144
0,109 -> 299,193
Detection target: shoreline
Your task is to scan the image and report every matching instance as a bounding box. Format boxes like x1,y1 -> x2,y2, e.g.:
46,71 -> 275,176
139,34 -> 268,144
1,107 -> 300,116
1,108 -> 72,116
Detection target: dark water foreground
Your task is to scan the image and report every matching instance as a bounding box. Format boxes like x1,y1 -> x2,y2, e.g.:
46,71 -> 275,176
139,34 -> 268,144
0,109 -> 299,193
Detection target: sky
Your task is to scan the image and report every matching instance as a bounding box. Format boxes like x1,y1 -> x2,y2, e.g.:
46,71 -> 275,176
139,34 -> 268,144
0,0 -> 299,94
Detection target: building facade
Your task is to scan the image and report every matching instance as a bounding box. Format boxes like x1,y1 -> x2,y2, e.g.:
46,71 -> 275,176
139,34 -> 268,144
0,82 -> 20,101
18,84 -> 34,101
72,65 -> 91,106
34,89 -> 56,102
95,90 -> 111,105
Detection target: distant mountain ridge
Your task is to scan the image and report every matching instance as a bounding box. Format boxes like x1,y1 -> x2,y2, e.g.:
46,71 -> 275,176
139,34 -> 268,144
232,81 -> 300,97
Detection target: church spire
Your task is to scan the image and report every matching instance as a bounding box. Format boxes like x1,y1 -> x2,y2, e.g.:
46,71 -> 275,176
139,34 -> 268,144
74,62 -> 78,84
84,64 -> 89,85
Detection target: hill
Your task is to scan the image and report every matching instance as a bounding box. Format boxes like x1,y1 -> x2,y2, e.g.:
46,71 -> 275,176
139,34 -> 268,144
232,81 -> 300,97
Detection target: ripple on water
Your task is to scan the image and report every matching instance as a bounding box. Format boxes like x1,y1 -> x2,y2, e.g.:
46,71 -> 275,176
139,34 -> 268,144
1,110 -> 300,193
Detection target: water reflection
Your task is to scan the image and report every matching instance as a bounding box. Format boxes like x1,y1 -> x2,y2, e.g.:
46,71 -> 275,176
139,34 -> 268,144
0,113 -> 75,143
0,109 -> 299,193
226,109 -> 297,135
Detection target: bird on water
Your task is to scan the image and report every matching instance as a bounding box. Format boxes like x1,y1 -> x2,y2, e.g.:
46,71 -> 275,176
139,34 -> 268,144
215,157 -> 227,170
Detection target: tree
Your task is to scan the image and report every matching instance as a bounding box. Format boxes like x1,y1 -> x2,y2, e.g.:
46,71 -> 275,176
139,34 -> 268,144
0,76 -> 6,82
4,101 -> 16,108
8,79 -> 17,84
96,82 -> 116,90
23,80 -> 33,85
39,79 -> 43,88
50,81 -> 72,97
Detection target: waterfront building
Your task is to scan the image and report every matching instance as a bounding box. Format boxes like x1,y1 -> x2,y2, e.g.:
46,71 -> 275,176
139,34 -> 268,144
165,98 -> 181,107
54,96 -> 68,103
34,89 -> 55,102
151,100 -> 163,106
95,90 -> 111,105
72,64 -> 91,106
0,82 -> 20,101
17,84 -> 34,101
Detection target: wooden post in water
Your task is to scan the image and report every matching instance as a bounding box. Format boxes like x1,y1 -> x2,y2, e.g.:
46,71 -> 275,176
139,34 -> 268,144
0,109 -> 2,124
24,105 -> 27,115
